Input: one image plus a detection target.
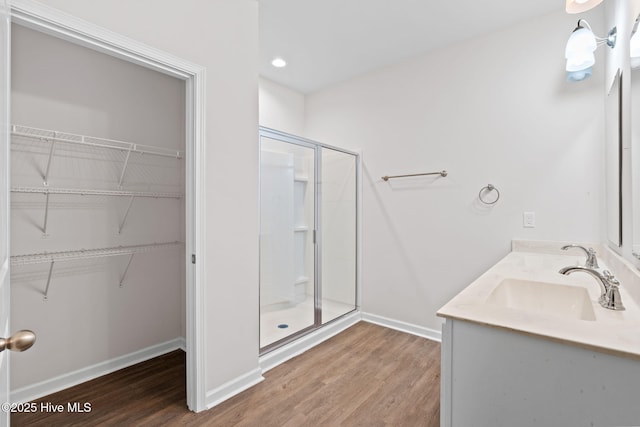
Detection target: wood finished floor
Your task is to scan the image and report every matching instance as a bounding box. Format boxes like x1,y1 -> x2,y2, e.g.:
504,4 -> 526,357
12,322 -> 441,426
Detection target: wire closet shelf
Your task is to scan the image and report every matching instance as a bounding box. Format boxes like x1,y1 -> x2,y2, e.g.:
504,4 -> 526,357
11,124 -> 183,159
11,242 -> 183,300
10,241 -> 183,267
11,186 -> 183,199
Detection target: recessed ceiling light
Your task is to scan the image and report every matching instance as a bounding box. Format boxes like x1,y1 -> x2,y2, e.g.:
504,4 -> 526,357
271,58 -> 287,68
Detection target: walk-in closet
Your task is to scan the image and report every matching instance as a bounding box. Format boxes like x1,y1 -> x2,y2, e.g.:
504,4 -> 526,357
9,24 -> 186,401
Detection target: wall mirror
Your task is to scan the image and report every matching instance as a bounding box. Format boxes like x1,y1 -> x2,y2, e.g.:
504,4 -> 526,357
606,68 -> 623,248
631,14 -> 640,259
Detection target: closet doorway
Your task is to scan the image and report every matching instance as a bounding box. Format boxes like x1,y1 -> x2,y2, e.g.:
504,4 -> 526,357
259,128 -> 359,353
2,3 -> 206,415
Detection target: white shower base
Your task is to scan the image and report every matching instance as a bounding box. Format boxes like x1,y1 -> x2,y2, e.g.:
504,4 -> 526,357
260,297 -> 355,348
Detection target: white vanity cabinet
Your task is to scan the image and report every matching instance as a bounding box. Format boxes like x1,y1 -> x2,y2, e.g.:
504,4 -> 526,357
440,318 -> 640,427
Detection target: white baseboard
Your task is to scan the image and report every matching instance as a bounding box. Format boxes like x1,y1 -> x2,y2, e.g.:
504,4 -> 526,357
206,368 -> 264,409
11,337 -> 186,404
259,311 -> 361,373
362,312 -> 442,342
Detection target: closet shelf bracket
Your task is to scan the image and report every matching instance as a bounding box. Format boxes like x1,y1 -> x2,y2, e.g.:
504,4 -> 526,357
43,132 -> 57,186
118,145 -> 133,188
42,190 -> 50,238
118,195 -> 136,234
119,253 -> 135,288
43,260 -> 54,301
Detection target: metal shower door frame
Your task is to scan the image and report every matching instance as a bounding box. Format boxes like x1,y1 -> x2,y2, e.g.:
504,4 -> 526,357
258,126 -> 360,355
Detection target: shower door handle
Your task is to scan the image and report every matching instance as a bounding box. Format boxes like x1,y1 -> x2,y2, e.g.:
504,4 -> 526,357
0,330 -> 36,353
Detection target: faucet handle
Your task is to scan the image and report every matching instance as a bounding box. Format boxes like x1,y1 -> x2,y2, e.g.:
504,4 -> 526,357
601,271 -> 625,311
561,244 -> 599,269
603,270 -> 618,283
585,248 -> 599,269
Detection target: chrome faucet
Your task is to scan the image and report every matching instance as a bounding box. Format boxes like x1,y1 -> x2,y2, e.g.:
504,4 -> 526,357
561,244 -> 599,269
558,266 -> 625,311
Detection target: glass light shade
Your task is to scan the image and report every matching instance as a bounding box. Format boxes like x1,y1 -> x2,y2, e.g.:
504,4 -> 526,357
271,57 -> 287,68
631,30 -> 640,68
566,67 -> 593,82
565,28 -> 597,58
566,0 -> 604,14
566,52 -> 595,72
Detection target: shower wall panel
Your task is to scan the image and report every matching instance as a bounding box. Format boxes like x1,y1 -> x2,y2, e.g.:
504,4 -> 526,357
260,150 -> 295,306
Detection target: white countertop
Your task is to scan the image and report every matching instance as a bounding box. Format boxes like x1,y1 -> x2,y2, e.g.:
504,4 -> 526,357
437,246 -> 640,360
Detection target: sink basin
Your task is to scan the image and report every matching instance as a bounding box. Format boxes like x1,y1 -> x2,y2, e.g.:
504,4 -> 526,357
486,278 -> 596,321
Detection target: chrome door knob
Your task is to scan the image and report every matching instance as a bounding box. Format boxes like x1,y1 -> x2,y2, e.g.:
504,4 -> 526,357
0,330 -> 35,353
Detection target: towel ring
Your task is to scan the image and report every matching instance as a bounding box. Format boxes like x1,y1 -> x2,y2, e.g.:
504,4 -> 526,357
479,184 -> 500,205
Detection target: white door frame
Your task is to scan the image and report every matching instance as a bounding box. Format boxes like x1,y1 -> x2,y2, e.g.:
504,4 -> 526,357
1,0 -> 11,425
8,0 -> 207,412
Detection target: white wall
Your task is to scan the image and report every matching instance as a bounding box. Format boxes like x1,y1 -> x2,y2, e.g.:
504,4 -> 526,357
259,77 -> 305,135
302,9 -> 607,332
33,0 -> 260,398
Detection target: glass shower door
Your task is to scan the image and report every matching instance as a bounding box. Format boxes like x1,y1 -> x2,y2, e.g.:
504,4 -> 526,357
259,136 -> 316,349
319,147 -> 357,324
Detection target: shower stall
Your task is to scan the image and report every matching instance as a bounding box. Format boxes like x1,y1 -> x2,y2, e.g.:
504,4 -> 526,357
259,127 -> 359,352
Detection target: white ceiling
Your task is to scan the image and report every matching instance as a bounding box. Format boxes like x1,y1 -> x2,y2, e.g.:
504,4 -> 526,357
259,0 -> 564,94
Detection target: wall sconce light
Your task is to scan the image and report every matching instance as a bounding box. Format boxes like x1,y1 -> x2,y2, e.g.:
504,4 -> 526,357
565,19 -> 617,82
566,0 -> 604,14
